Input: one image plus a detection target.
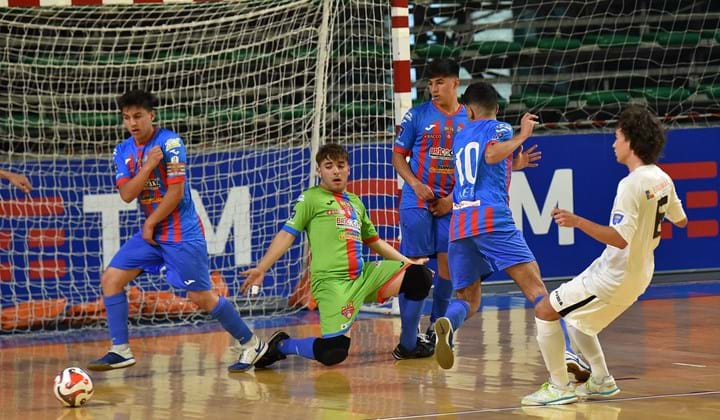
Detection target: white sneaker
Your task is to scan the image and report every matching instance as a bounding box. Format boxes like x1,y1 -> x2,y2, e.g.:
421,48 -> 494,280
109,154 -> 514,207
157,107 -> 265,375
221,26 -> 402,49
565,350 -> 591,383
575,375 -> 620,399
228,335 -> 268,373
521,382 -> 578,406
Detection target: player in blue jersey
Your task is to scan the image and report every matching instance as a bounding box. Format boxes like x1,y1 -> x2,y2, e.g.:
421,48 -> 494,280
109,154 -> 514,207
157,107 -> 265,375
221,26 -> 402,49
392,58 -> 483,355
88,90 -> 266,373
0,169 -> 32,194
433,82 -> 589,386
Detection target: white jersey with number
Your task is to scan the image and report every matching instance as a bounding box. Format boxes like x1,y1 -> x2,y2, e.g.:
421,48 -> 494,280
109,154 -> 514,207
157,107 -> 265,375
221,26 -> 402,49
583,164 -> 686,305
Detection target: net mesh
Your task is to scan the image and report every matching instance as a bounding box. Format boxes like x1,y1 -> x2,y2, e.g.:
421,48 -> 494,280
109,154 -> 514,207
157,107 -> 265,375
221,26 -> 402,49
409,1 -> 720,131
0,0 -> 397,333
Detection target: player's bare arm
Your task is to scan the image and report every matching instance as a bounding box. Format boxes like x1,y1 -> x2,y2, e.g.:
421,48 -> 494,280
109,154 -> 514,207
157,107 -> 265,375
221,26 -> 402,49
673,217 -> 688,228
240,230 -> 296,294
117,146 -> 164,203
0,169 -> 32,193
552,208 -> 628,249
142,182 -> 184,245
511,144 -> 542,171
367,239 -> 428,265
485,113 -> 538,165
392,151 -> 434,201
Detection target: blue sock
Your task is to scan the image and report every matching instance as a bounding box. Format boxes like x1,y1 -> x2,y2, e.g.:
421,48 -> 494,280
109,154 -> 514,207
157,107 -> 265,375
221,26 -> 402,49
104,292 -> 129,346
560,318 -> 573,352
278,337 -> 316,360
210,296 -> 253,345
445,299 -> 470,331
398,293 -> 425,350
430,276 -> 453,323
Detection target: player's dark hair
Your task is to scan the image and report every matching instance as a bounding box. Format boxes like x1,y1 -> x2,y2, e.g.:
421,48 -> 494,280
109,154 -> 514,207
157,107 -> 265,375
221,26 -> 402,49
117,90 -> 158,112
427,58 -> 460,79
617,105 -> 666,164
460,82 -> 498,113
316,143 -> 349,165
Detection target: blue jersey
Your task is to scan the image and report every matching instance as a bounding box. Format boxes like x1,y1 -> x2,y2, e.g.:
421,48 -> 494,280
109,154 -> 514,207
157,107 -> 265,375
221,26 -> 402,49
113,127 -> 204,243
393,101 -> 467,209
450,119 -> 517,241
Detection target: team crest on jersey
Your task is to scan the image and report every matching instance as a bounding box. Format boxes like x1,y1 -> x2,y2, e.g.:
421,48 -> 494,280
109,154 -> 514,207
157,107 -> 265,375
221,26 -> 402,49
164,138 -> 181,151
341,302 -> 355,319
611,212 -> 624,225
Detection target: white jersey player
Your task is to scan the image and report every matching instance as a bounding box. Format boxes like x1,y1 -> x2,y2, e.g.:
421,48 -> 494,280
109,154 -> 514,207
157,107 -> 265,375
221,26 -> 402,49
522,105 -> 688,406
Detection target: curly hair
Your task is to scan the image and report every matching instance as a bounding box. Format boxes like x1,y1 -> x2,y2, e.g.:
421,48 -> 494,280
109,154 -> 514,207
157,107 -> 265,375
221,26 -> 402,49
617,105 -> 666,164
117,89 -> 158,112
316,143 -> 349,165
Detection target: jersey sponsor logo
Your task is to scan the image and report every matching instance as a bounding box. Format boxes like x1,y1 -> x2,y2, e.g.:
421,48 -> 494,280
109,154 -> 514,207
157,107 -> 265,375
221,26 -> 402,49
170,156 -> 179,163
645,189 -> 655,200
144,178 -> 160,189
339,231 -> 361,241
611,212 -> 625,225
553,289 -> 564,306
326,209 -> 345,215
429,146 -> 453,160
164,138 -> 181,151
336,217 -> 360,232
296,194 -> 305,202
183,279 -> 196,286
424,123 -> 437,131
341,301 -> 355,319
395,125 -> 405,139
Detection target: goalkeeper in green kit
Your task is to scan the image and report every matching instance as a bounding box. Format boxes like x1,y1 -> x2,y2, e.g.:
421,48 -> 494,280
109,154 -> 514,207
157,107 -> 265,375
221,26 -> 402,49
241,144 -> 435,367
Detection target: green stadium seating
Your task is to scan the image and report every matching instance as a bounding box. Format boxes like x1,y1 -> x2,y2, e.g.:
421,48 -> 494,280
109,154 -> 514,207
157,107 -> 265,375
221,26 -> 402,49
639,87 -> 691,101
465,41 -> 522,55
536,37 -> 582,50
413,44 -> 461,58
582,90 -> 631,105
642,31 -> 701,46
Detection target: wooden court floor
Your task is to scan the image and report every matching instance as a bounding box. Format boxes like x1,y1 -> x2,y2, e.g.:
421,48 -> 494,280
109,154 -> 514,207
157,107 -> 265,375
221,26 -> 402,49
1,295 -> 718,420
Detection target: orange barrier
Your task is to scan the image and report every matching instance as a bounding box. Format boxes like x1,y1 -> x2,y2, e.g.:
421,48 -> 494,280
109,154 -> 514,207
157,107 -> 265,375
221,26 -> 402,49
1,298 -> 67,330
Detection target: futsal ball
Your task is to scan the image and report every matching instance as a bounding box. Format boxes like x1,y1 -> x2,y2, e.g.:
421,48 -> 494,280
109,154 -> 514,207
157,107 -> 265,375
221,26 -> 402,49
53,367 -> 94,407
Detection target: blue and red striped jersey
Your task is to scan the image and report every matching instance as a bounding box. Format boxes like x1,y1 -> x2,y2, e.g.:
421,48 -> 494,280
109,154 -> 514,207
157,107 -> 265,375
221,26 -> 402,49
113,127 -> 204,243
450,119 -> 517,241
393,101 -> 467,209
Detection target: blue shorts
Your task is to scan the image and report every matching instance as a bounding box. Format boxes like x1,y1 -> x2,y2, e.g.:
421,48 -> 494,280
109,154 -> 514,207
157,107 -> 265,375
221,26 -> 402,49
399,208 -> 450,257
108,233 -> 211,291
448,230 -> 535,290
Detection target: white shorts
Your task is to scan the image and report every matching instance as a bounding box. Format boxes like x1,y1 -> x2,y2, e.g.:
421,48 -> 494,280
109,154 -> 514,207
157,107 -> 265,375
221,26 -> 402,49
549,273 -> 631,336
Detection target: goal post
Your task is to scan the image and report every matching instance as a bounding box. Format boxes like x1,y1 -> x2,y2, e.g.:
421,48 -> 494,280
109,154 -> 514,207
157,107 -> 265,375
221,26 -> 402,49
0,0 -> 400,333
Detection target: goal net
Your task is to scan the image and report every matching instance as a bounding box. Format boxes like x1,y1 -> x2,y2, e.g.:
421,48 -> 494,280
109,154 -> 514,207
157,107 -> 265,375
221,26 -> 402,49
0,0 -> 397,333
408,1 -> 720,130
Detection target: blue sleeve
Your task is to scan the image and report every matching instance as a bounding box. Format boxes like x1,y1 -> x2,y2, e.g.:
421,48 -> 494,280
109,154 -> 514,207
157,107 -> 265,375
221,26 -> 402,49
113,144 -> 131,187
493,122 -> 513,142
162,134 -> 187,184
393,108 -> 417,155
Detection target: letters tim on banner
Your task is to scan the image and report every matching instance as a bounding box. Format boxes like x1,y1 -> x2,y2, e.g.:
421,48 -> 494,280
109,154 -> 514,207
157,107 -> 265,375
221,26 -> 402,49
1,127 -> 718,305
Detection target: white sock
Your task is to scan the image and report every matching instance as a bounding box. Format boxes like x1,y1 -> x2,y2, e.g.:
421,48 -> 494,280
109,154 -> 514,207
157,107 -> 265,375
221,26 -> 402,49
567,324 -> 610,379
110,344 -> 132,356
535,317 -> 569,387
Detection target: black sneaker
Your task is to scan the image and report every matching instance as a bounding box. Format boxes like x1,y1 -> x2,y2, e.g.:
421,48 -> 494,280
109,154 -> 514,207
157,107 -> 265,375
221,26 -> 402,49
423,324 -> 437,349
254,331 -> 290,368
392,336 -> 434,360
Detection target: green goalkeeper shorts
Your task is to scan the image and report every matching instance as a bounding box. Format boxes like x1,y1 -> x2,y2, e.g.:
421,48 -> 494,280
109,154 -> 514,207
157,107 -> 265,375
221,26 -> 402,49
311,260 -> 409,337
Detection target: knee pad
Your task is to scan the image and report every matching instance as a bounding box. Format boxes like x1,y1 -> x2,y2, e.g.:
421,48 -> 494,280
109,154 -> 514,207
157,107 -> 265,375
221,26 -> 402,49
399,264 -> 433,301
313,335 -> 350,366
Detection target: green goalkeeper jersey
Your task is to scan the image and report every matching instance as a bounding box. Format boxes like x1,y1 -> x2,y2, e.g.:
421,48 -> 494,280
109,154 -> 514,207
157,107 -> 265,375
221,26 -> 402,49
282,186 -> 380,281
